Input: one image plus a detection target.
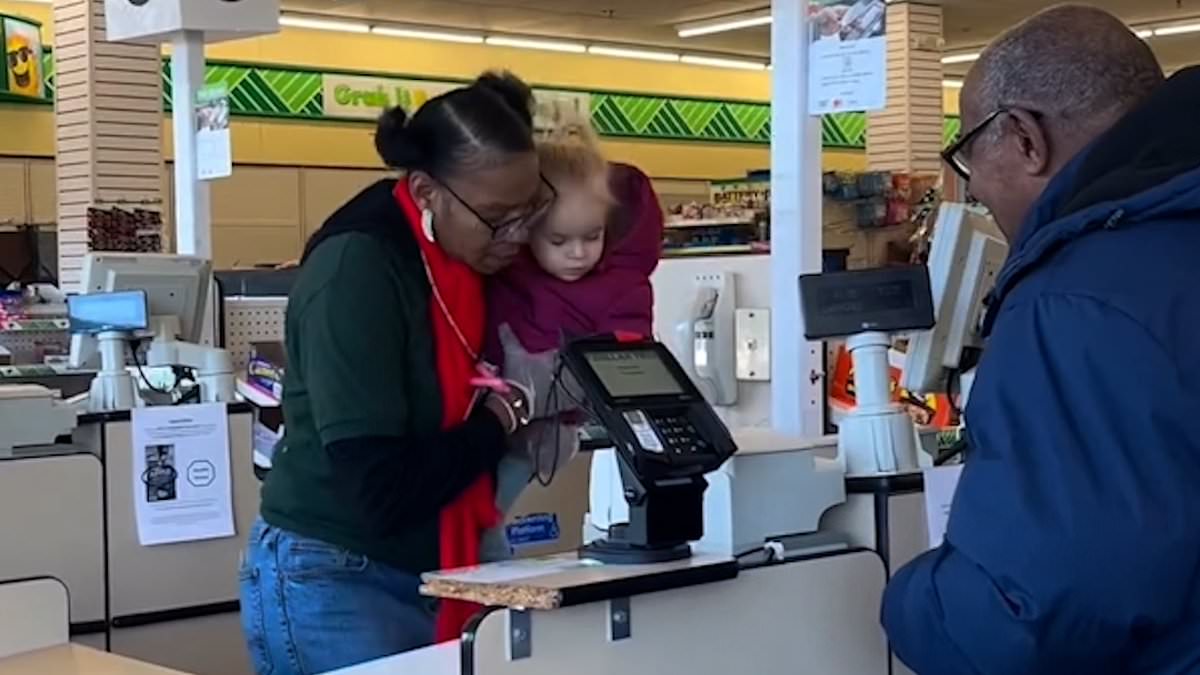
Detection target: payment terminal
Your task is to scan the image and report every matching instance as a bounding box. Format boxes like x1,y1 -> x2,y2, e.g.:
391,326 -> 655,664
562,335 -> 738,564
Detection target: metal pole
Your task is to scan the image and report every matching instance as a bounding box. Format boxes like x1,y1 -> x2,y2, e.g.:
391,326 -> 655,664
770,0 -> 825,437
170,30 -> 212,259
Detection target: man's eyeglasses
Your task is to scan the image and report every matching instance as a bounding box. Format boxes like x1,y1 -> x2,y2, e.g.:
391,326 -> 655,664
942,107 -> 1044,182
432,173 -> 558,240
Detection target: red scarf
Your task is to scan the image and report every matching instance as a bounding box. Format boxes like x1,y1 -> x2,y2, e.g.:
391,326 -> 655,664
394,180 -> 499,642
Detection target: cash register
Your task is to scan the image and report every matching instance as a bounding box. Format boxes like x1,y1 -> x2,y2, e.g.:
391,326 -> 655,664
561,335 -> 738,564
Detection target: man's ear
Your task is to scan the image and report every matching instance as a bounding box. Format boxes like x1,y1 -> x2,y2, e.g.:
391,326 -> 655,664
407,171 -> 439,211
1008,109 -> 1051,177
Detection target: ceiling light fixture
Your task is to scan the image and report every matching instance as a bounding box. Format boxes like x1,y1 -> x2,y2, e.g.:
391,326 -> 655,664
941,52 -> 980,65
677,9 -> 772,38
485,36 -> 587,53
1154,22 -> 1200,36
588,45 -> 681,62
680,55 -> 767,71
943,79 -> 964,89
1134,28 -> 1155,39
371,26 -> 484,44
279,15 -> 370,34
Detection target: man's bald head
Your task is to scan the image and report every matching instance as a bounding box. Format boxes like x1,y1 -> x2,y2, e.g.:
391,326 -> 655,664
957,4 -> 1164,239
964,5 -> 1162,137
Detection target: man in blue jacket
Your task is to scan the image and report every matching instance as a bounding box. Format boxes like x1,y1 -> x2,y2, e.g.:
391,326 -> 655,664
883,5 -> 1200,674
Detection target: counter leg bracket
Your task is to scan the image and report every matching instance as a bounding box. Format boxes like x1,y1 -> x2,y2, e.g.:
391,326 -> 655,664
609,597 -> 632,642
507,609 -> 532,661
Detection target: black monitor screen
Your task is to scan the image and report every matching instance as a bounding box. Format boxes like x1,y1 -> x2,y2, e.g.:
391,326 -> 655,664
799,266 -> 935,339
814,277 -> 916,316
585,349 -> 684,398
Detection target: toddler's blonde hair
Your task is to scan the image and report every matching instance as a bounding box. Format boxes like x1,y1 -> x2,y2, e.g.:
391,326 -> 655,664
537,111 -> 614,209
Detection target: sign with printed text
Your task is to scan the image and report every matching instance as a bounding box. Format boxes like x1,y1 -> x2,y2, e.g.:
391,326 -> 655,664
323,72 -> 593,131
808,0 -> 888,114
323,73 -> 457,120
195,83 -> 232,180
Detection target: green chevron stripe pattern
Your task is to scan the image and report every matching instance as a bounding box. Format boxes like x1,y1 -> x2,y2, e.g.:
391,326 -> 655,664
26,56 -> 960,149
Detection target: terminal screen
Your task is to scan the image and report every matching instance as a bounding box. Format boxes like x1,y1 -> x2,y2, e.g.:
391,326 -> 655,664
67,290 -> 149,335
585,349 -> 684,398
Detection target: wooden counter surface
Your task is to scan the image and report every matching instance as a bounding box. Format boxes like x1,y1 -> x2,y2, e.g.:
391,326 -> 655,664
0,645 -> 189,675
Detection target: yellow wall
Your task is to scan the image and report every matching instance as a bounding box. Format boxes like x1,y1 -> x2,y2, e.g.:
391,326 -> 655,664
0,0 -> 959,177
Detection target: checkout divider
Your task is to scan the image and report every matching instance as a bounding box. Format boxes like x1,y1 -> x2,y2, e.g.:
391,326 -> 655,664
0,405 -> 257,674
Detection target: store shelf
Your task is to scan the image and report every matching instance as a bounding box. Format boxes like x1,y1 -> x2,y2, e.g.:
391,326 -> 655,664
663,244 -> 768,258
237,378 -> 281,408
665,217 -> 757,229
0,318 -> 69,333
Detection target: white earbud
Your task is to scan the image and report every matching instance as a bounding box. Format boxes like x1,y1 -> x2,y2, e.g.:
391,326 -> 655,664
420,208 -> 436,243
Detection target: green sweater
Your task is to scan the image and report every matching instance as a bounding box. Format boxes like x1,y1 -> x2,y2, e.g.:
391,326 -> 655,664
260,182 -> 506,574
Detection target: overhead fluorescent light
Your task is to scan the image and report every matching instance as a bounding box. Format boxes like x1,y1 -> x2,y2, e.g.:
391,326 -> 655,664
371,26 -> 484,44
677,10 -> 772,38
941,52 -> 980,65
1154,22 -> 1200,36
588,45 -> 681,62
680,55 -> 767,71
485,36 -> 587,53
279,15 -> 370,34
943,79 -> 964,89
1134,28 -> 1155,39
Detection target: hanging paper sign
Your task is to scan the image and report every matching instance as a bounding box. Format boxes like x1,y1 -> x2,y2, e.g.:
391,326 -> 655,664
808,0 -> 888,115
2,14 -> 45,99
195,84 -> 233,180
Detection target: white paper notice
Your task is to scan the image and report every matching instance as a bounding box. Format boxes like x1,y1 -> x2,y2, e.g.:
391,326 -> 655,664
131,403 -> 235,546
195,84 -> 232,181
923,464 -> 964,549
808,0 -> 889,115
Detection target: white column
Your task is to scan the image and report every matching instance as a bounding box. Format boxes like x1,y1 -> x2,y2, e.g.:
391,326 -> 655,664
171,30 -> 212,259
769,0 -> 825,437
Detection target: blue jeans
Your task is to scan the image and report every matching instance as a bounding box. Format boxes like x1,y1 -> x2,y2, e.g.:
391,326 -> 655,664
238,519 -> 435,674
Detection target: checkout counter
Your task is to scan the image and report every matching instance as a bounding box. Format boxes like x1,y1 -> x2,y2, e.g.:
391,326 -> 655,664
0,202 -> 999,675
0,252 -> 259,674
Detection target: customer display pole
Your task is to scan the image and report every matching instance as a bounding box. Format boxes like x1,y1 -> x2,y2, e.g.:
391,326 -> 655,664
769,0 -> 826,437
101,0 -> 280,260
171,31 -> 212,259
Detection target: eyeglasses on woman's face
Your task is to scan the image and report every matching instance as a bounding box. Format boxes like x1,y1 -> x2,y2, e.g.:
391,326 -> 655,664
431,173 -> 558,241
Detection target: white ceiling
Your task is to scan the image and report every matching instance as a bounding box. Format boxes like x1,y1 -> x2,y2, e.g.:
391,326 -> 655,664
280,0 -> 771,56
284,0 -> 1200,71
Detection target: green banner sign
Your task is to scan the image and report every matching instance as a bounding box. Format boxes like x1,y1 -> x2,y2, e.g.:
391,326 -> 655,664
9,54 -> 960,149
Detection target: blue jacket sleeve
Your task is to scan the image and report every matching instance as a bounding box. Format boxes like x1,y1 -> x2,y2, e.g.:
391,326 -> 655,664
883,293 -> 1200,675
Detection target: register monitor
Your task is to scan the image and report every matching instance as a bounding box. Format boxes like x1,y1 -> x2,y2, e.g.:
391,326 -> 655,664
562,335 -> 738,564
79,252 -> 210,343
69,253 -> 233,411
902,203 -> 1008,397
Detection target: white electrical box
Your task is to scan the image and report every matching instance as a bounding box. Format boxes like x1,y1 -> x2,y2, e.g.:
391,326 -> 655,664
104,0 -> 280,44
735,308 -> 770,381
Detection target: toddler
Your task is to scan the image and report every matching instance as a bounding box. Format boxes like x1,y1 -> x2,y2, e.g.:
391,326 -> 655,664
482,124 -> 664,559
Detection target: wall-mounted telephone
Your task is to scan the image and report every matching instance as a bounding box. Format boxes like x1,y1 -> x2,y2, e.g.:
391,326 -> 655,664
675,273 -> 738,406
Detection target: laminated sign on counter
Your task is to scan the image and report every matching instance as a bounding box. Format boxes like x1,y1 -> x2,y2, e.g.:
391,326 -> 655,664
131,403 -> 236,546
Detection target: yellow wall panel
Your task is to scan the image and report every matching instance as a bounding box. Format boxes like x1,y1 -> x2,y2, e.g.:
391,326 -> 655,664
0,158 -> 28,225
27,159 -> 55,225
211,166 -> 302,228
212,226 -> 301,269
300,168 -> 390,240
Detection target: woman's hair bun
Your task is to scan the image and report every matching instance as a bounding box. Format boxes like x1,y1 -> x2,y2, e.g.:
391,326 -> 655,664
374,106 -> 425,169
473,70 -> 535,129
